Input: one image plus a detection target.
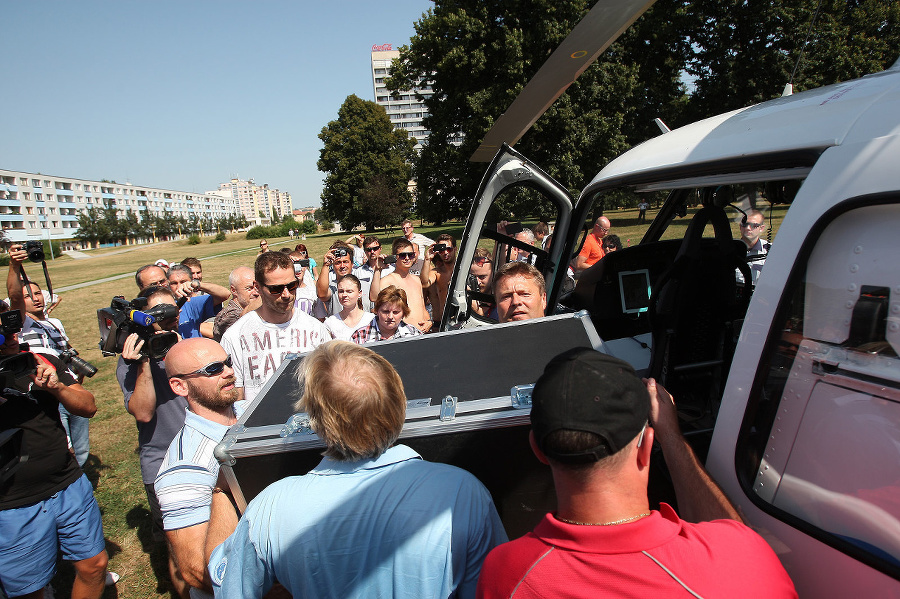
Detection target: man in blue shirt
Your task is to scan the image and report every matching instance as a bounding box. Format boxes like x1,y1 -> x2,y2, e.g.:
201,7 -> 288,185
155,338 -> 239,599
167,264 -> 229,339
205,341 -> 507,599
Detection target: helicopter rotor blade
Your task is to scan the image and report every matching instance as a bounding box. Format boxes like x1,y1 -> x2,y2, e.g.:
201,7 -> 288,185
470,0 -> 656,162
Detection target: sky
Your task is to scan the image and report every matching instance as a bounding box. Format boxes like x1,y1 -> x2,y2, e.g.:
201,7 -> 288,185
0,0 -> 433,209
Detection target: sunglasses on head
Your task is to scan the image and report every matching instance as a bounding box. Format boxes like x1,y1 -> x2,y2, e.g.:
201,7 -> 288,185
263,280 -> 300,294
169,355 -> 232,379
473,257 -> 492,266
397,252 -> 416,260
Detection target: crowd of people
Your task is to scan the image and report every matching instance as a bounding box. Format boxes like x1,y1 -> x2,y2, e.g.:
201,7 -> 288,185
0,209 -> 782,598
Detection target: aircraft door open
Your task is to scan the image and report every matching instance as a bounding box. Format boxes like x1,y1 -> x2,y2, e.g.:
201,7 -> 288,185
442,145 -> 574,331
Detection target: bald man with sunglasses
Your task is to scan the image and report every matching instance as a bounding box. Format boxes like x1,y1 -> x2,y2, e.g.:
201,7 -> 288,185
220,252 -> 331,415
154,338 -> 239,599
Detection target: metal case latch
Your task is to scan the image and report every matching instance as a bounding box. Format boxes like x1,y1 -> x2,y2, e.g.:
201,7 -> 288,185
281,413 -> 314,437
511,384 -> 535,408
439,395 -> 458,422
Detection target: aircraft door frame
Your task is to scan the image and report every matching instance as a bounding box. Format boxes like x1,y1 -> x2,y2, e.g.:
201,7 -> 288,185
443,144 -> 574,330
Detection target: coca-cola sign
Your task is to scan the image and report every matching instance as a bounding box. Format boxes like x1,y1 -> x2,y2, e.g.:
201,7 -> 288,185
372,44 -> 393,52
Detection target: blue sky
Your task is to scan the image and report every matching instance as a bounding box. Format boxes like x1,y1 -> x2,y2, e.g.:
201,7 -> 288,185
0,1 -> 432,208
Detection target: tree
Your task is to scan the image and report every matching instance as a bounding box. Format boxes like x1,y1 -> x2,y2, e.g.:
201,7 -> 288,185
388,1 -> 687,221
318,94 -> 415,231
683,0 -> 900,121
389,0 -> 899,221
298,219 -> 317,235
359,175 -> 406,230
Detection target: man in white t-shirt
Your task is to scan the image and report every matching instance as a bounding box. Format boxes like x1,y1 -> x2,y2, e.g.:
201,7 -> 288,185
221,252 -> 331,415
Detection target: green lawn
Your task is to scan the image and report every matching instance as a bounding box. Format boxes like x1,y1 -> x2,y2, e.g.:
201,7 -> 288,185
42,206 -> 786,597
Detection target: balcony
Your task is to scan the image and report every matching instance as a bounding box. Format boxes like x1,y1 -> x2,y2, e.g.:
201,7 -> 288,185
55,189 -> 74,197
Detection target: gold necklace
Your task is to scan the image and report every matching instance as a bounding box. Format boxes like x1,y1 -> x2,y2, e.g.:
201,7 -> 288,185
556,512 -> 651,526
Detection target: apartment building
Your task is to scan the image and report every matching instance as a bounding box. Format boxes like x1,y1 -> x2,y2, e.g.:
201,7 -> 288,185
371,44 -> 433,150
216,177 -> 293,226
0,168 -> 241,246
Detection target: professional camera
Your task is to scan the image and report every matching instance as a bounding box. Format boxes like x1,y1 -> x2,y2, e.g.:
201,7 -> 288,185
383,255 -> 398,266
0,351 -> 37,386
97,297 -> 179,360
332,248 -> 349,258
59,348 -> 98,378
0,310 -> 24,346
433,244 -> 449,253
23,240 -> 45,263
293,259 -> 310,275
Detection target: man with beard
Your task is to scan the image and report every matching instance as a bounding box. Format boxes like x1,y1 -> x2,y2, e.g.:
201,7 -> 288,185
117,285 -> 192,596
154,338 -> 240,599
221,252 -> 330,415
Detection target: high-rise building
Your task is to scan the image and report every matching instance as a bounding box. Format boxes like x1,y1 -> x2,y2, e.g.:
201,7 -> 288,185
371,44 -> 432,150
216,178 -> 293,225
0,167 -> 241,247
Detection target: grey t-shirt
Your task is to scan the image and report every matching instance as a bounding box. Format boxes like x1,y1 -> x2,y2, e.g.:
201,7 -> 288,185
117,356 -> 189,484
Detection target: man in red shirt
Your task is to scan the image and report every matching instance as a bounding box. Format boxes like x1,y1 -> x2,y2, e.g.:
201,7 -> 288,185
476,349 -> 797,598
574,216 -> 611,273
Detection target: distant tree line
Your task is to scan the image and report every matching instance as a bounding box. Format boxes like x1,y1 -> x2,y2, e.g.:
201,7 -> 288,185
74,207 -> 249,247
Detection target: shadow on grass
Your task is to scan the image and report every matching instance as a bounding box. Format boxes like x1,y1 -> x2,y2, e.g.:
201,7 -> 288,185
126,505 -> 178,598
82,453 -> 108,489
51,457 -> 123,598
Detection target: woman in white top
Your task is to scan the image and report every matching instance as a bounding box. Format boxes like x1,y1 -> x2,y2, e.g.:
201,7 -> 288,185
323,274 -> 375,340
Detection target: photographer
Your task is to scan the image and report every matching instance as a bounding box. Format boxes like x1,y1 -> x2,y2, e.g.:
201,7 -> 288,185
0,310 -> 109,598
315,241 -> 364,317
115,285 -> 192,597
166,264 -> 230,339
6,243 -> 95,467
420,234 -> 457,327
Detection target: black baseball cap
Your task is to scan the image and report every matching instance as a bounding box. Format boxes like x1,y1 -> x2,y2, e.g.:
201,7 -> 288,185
531,348 -> 649,463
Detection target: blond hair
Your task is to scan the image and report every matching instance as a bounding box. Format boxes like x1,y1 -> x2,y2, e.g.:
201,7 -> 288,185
293,341 -> 406,461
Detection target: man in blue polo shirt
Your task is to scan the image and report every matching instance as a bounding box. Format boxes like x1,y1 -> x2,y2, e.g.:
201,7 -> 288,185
205,341 -> 507,599
166,264 -> 230,339
155,337 -> 239,599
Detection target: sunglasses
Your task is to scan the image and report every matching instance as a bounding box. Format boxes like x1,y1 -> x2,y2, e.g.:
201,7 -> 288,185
740,222 -> 764,230
473,257 -> 492,266
397,252 -> 416,260
298,250 -> 308,255
169,355 -> 232,379
365,245 -> 381,252
263,279 -> 300,294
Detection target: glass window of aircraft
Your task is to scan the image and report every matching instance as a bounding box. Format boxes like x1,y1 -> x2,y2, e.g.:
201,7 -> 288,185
738,201 -> 900,577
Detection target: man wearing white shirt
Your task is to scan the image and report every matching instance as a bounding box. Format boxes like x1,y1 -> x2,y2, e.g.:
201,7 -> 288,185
221,252 -> 331,414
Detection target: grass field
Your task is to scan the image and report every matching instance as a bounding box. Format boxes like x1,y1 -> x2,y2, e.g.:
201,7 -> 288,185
39,205 -> 786,597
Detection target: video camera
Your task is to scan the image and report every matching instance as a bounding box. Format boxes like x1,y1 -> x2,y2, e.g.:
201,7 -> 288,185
0,310 -> 37,388
0,310 -> 40,384
0,309 -> 24,347
97,297 -> 179,360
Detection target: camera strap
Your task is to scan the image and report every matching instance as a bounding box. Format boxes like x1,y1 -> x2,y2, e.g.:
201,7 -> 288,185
16,262 -> 54,306
41,261 -> 53,299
